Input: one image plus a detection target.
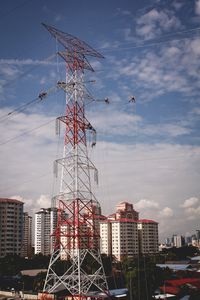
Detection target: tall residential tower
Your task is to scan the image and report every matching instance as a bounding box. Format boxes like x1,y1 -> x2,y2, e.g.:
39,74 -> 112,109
0,198 -> 23,257
35,208 -> 58,256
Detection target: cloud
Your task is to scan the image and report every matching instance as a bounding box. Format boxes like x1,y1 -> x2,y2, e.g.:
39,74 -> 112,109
177,196 -> 200,221
141,123 -> 191,137
0,65 -> 21,78
107,36 -> 200,101
181,197 -> 199,208
191,107 -> 200,115
88,107 -> 142,137
172,0 -> 185,10
184,206 -> 200,220
1,105 -> 200,240
0,56 -> 57,66
136,8 -> 182,39
159,207 -> 174,217
135,199 -> 159,209
10,194 -> 51,214
54,14 -> 62,22
195,0 -> 200,15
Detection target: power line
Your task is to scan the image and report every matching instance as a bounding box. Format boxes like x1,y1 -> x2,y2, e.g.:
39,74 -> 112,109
99,26 -> 200,54
0,118 -> 54,147
0,150 -> 198,195
0,83 -> 59,124
0,97 -> 39,123
95,152 -> 200,165
0,171 -> 51,195
1,53 -> 56,90
0,0 -> 31,20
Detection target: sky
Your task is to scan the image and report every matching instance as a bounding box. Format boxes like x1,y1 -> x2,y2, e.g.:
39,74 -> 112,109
0,0 -> 200,242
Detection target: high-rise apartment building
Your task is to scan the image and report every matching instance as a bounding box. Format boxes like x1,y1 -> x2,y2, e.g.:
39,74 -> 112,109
100,219 -> 139,261
0,198 -> 24,257
100,202 -> 159,261
21,212 -> 33,258
35,208 -> 58,255
138,219 -> 159,254
60,203 -> 104,260
115,202 -> 139,220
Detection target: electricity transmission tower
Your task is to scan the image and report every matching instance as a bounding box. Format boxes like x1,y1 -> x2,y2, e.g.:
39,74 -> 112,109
42,24 -> 109,299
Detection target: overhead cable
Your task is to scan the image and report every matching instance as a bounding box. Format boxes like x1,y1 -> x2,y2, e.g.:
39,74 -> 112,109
0,118 -> 54,147
99,27 -> 200,53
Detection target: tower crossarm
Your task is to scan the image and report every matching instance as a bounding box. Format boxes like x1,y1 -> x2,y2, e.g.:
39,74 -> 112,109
42,23 -> 104,59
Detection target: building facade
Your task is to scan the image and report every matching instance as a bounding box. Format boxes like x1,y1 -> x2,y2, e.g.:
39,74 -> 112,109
0,198 -> 24,257
35,208 -> 58,255
100,202 -> 159,261
172,234 -> 185,248
138,219 -> 159,254
100,219 -> 139,261
21,212 -> 33,258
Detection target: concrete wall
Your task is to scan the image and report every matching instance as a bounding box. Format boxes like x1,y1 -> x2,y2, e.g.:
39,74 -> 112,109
0,291 -> 13,297
0,291 -> 37,300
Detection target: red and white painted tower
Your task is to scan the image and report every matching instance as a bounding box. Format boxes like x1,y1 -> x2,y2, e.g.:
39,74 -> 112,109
42,24 -> 108,298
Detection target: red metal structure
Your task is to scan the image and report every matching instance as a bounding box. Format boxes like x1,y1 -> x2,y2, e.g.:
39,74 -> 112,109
42,24 -> 108,299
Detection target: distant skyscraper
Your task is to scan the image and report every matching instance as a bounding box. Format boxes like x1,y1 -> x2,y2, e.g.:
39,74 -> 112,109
185,235 -> 192,245
21,212 -> 33,258
0,198 -> 23,257
35,208 -> 58,255
173,235 -> 184,248
165,237 -> 172,246
196,230 -> 200,241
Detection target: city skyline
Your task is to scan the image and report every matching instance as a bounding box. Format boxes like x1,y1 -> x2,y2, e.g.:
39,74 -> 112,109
0,0 -> 200,241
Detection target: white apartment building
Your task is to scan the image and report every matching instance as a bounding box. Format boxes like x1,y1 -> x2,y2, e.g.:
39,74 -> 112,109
100,202 -> 159,261
35,208 -> 58,255
172,234 -> 184,248
100,219 -> 139,261
138,219 -> 159,254
60,206 -> 105,260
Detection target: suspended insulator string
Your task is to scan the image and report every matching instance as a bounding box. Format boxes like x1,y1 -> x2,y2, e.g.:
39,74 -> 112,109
0,84 -> 59,124
0,119 -> 54,147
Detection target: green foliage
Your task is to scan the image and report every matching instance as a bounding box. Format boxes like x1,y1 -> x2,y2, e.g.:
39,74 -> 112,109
0,253 -> 50,276
121,255 -> 158,300
161,245 -> 199,261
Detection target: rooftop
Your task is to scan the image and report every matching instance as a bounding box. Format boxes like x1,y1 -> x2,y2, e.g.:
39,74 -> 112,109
0,198 -> 24,205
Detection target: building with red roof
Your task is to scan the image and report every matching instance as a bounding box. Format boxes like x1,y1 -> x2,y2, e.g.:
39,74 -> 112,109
100,202 -> 159,261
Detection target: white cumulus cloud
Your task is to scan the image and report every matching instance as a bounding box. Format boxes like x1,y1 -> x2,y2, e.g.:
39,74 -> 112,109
135,8 -> 182,40
159,207 -> 174,217
135,199 -> 159,210
195,0 -> 200,15
181,197 -> 199,208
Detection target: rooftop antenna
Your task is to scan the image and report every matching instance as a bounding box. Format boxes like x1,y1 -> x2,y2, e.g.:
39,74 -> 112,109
42,23 -> 109,299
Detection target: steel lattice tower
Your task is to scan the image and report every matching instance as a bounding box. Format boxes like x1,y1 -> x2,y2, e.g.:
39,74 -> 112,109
42,24 -> 108,299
